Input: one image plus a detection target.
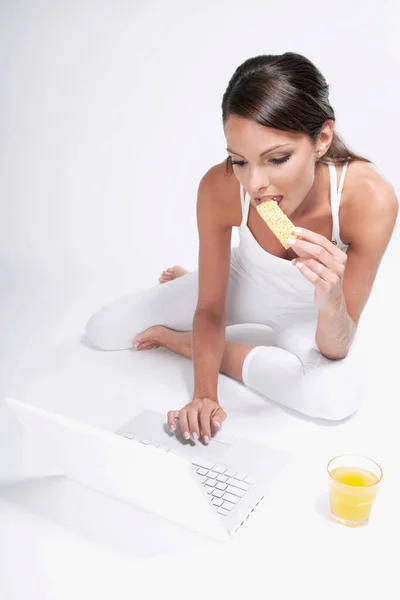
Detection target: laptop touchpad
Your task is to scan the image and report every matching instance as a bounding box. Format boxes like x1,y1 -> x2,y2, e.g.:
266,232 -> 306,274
117,410 -> 234,461
167,431 -> 232,461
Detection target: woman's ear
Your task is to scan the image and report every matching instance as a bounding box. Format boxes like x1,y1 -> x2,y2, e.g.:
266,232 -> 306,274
317,119 -> 335,154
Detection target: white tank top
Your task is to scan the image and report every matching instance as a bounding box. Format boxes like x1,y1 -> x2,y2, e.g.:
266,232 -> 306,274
328,160 -> 350,252
231,160 -> 350,302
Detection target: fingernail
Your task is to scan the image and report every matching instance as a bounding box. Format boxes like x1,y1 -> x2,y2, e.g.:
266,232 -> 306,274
133,343 -> 139,350
170,425 -> 176,432
192,432 -> 198,441
291,259 -> 297,266
287,237 -> 296,245
214,421 -> 221,429
292,227 -> 302,234
183,431 -> 190,440
204,436 -> 210,444
296,262 -> 304,269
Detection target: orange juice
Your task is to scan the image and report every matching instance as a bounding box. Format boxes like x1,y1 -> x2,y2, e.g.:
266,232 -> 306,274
329,466 -> 379,525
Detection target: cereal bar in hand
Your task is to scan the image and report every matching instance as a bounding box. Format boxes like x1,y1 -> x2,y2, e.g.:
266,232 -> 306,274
256,200 -> 301,249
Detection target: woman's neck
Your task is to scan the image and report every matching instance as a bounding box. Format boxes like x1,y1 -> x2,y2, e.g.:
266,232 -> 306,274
293,161 -> 328,220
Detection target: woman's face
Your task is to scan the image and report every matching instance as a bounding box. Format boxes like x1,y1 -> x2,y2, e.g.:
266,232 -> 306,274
224,115 -> 325,217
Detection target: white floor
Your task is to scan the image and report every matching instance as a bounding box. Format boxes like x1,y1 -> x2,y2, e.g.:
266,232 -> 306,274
0,232 -> 399,599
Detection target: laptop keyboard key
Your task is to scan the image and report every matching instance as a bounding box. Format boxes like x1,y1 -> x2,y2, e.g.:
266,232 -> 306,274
212,489 -> 224,498
192,460 -> 215,471
227,478 -> 251,491
205,479 -> 217,487
196,468 -> 208,476
217,475 -> 228,483
245,476 -> 256,485
216,482 -> 227,491
221,501 -> 235,511
217,508 -> 229,516
225,470 -> 236,478
226,486 -> 245,498
212,497 -> 224,507
213,465 -> 227,474
234,472 -> 246,481
222,492 -> 240,504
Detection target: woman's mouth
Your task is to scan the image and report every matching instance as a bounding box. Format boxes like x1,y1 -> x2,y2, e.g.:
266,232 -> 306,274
255,196 -> 283,206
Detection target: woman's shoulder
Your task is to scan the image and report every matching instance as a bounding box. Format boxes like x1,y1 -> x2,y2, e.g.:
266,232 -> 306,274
341,159 -> 398,244
199,161 -> 242,226
346,159 -> 393,197
202,160 -> 239,192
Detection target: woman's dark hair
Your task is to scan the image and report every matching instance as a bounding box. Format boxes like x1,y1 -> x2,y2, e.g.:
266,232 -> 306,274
222,52 -> 372,175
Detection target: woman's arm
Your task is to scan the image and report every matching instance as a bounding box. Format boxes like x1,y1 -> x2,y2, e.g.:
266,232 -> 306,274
192,166 -> 233,398
167,163 -> 234,442
316,182 -> 398,358
192,310 -> 227,400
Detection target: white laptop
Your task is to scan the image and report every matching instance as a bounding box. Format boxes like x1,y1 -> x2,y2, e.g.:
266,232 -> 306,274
2,397 -> 291,542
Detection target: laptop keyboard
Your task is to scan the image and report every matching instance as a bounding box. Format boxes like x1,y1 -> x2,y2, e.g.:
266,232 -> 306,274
123,433 -> 257,517
192,458 -> 256,516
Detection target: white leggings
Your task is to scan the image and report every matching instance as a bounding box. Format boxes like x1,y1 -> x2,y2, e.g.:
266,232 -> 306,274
84,269 -> 364,421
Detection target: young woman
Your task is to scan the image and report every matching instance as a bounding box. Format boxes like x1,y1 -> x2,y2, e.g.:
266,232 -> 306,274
85,52 -> 398,441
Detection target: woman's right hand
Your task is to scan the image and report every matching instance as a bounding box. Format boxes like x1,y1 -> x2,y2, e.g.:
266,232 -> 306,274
167,397 -> 227,444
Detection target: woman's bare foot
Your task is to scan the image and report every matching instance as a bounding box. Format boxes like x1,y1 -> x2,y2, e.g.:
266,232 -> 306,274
159,265 -> 189,284
132,325 -> 192,358
132,325 -> 252,384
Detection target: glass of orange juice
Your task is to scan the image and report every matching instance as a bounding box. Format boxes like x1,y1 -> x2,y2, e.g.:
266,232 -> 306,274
327,454 -> 383,527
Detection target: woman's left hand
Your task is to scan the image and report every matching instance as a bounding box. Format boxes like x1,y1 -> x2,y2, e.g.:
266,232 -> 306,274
288,227 -> 348,312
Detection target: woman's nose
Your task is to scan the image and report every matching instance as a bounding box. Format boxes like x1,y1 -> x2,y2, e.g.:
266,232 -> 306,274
246,170 -> 270,197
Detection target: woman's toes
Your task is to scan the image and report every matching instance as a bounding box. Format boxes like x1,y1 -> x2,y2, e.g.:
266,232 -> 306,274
135,343 -> 159,351
132,335 -> 143,348
171,266 -> 189,278
159,270 -> 173,284
159,266 -> 188,284
132,326 -> 164,351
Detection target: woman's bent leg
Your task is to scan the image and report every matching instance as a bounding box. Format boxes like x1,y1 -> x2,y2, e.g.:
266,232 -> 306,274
84,271 -> 200,350
84,264 -> 364,421
83,260 -> 260,352
241,320 -> 365,421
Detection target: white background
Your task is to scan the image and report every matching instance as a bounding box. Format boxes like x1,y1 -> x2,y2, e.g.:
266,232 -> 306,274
0,1 -> 399,598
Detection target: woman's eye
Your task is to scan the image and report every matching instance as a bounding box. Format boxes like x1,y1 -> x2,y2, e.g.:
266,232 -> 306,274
270,155 -> 291,165
229,155 -> 291,167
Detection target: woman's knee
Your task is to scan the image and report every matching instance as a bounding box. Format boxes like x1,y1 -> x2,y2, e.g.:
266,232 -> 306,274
241,342 -> 364,422
84,311 -> 109,350
83,274 -> 199,351
301,350 -> 365,421
84,294 -> 141,350
84,306 -> 129,351
310,382 -> 364,422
